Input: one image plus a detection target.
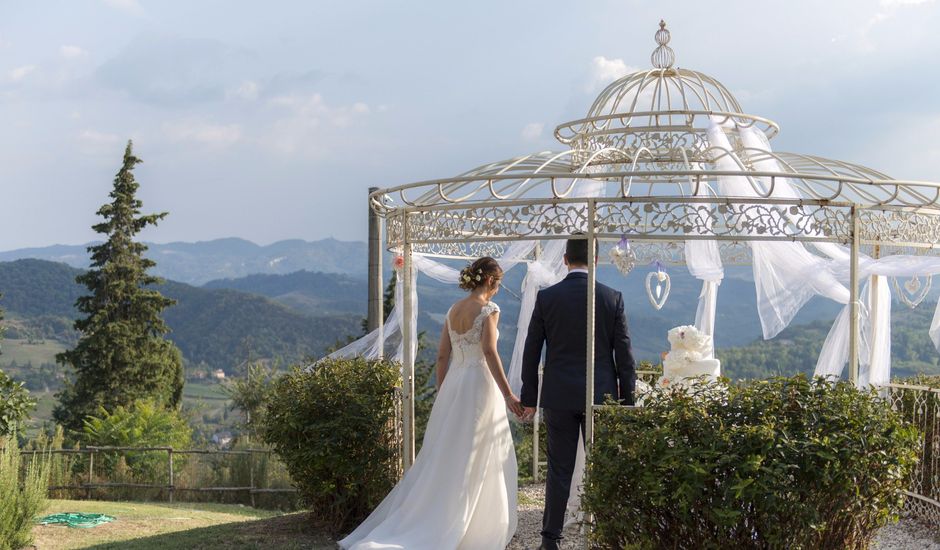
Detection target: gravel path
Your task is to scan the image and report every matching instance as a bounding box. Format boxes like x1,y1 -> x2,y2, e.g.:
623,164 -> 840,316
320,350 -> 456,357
510,484 -> 940,550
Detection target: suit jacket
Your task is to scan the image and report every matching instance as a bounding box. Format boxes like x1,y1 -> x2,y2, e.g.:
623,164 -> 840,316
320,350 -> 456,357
520,272 -> 636,410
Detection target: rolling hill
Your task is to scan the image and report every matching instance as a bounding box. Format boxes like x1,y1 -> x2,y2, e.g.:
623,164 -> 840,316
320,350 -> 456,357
0,259 -> 362,376
0,238 -> 368,285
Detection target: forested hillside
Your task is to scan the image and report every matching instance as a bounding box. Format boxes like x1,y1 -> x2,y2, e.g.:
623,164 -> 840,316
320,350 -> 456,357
4,257 -> 939,386
719,304 -> 940,379
0,259 -> 362,377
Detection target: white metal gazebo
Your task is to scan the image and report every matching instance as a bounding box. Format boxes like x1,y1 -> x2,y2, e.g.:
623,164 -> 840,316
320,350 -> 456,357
351,22 -> 940,517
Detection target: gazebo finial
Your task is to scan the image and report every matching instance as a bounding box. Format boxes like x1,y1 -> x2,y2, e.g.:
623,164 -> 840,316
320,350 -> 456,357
651,19 -> 676,69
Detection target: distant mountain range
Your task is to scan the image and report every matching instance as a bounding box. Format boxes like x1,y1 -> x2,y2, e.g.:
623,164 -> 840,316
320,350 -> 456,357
201,262 -> 845,361
3,238 -> 938,381
0,259 -> 361,375
0,238 -> 368,285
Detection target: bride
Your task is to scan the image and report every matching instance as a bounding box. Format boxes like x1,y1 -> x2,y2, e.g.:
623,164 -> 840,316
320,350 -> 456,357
340,256 -> 523,550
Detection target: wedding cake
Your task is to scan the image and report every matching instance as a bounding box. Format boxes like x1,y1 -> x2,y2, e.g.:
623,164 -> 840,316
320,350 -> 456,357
658,325 -> 720,388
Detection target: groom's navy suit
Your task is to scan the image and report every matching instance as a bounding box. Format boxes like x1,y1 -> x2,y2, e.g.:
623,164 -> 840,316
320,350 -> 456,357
520,271 -> 636,546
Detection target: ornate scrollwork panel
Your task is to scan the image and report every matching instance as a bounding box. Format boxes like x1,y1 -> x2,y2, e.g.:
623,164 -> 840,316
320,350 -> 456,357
398,204 -> 590,244
573,131 -> 712,166
595,201 -> 851,241
410,242 -> 509,258
858,209 -> 940,247
386,200 -> 852,247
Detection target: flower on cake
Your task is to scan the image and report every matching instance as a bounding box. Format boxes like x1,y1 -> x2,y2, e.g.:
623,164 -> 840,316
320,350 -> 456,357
665,325 -> 714,363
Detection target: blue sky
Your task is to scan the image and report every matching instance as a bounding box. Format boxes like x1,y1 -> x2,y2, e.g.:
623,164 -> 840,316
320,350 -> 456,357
1,0 -> 939,250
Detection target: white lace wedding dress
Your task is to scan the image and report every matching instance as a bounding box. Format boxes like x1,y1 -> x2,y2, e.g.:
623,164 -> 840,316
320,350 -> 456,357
339,302 -> 518,550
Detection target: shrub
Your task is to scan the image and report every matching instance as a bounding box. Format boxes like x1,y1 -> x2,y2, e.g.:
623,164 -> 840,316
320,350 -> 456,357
82,399 -> 192,489
262,358 -> 401,534
0,370 -> 35,437
584,375 -> 919,550
513,418 -> 546,484
25,426 -> 83,500
0,436 -> 50,550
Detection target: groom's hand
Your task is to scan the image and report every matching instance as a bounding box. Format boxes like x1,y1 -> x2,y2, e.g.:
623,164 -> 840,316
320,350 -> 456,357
504,393 -> 525,418
521,406 -> 537,422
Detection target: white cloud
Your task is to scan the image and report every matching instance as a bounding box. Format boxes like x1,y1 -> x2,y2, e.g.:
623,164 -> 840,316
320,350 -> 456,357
880,0 -> 934,6
269,93 -> 370,128
163,120 -> 242,147
101,0 -> 145,15
226,80 -> 260,101
9,65 -> 36,82
864,0 -> 936,39
586,56 -> 637,93
79,129 -> 121,145
521,122 -> 544,141
60,45 -> 87,59
265,93 -> 372,155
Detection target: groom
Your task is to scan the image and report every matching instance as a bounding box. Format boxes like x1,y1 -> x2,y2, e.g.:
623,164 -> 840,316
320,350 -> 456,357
520,236 -> 636,550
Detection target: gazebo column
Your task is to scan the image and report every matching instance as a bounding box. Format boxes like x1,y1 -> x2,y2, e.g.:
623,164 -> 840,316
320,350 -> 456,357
401,224 -> 416,470
532,241 -> 542,483
584,201 -> 598,548
849,206 -> 860,385
585,200 -> 597,445
367,187 -> 383,334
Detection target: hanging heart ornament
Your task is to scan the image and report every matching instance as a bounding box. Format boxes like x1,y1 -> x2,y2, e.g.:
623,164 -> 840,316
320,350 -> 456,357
646,268 -> 671,310
894,274 -> 931,309
609,236 -> 637,275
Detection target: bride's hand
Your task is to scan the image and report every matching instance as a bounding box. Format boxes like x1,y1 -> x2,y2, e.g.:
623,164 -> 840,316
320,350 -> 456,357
504,393 -> 524,417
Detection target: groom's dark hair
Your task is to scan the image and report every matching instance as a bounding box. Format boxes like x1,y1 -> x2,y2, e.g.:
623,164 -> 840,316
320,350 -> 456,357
565,233 -> 597,267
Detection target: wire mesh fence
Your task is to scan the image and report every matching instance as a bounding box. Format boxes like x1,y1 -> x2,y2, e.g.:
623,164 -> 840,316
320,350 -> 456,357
20,446 -> 298,509
885,383 -> 940,526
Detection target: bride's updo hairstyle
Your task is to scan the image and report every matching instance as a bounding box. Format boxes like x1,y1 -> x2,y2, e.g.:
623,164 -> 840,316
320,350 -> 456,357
458,257 -> 503,292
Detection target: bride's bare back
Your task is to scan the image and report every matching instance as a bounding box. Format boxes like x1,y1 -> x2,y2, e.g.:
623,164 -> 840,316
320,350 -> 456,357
448,297 -> 490,334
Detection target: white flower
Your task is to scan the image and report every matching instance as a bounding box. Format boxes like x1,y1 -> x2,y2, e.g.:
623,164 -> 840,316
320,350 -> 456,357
667,325 -> 712,355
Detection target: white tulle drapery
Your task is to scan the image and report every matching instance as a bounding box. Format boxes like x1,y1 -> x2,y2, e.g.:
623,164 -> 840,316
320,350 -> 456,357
707,119 -> 940,387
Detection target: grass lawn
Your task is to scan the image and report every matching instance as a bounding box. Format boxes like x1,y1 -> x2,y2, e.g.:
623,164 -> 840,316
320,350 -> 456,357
182,382 -> 229,401
0,337 -> 66,366
32,500 -> 334,549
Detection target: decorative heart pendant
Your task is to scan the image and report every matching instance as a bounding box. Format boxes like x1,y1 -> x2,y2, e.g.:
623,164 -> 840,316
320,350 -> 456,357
646,270 -> 671,310
609,238 -> 637,276
894,275 -> 931,309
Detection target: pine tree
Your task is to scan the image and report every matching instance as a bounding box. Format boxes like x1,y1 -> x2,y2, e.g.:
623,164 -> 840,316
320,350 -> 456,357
54,141 -> 184,433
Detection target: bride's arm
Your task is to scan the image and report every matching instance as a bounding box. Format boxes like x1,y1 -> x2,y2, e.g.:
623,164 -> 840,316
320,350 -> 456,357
435,320 -> 452,391
482,313 -> 524,416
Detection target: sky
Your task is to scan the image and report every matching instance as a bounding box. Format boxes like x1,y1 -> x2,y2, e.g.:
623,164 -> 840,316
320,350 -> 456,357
1,0 -> 939,251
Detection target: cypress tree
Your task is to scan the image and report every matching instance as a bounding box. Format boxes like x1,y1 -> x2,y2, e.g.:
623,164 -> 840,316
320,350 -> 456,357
54,141 -> 184,433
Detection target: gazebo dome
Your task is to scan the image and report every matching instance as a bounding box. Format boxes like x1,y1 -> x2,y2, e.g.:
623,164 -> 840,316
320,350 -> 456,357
554,21 -> 779,164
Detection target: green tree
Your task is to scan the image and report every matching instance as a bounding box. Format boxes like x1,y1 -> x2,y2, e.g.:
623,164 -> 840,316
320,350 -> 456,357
82,399 -> 192,482
54,141 -> 184,434
0,370 -> 35,437
224,360 -> 278,443
360,272 -> 397,335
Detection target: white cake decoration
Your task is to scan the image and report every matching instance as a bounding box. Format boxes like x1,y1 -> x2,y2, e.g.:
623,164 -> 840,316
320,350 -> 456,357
658,325 -> 721,388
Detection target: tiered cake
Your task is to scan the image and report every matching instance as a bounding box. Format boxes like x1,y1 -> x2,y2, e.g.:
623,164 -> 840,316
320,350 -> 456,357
658,325 -> 721,388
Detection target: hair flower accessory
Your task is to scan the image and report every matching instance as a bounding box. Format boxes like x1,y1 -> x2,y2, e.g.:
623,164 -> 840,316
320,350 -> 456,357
393,255 -> 405,271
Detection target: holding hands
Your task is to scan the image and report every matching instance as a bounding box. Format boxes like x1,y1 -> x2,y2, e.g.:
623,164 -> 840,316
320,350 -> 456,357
503,393 -> 524,418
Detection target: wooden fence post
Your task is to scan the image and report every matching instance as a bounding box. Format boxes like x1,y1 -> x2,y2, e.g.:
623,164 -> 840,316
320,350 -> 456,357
249,451 -> 256,508
86,450 -> 94,500
168,447 -> 174,503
